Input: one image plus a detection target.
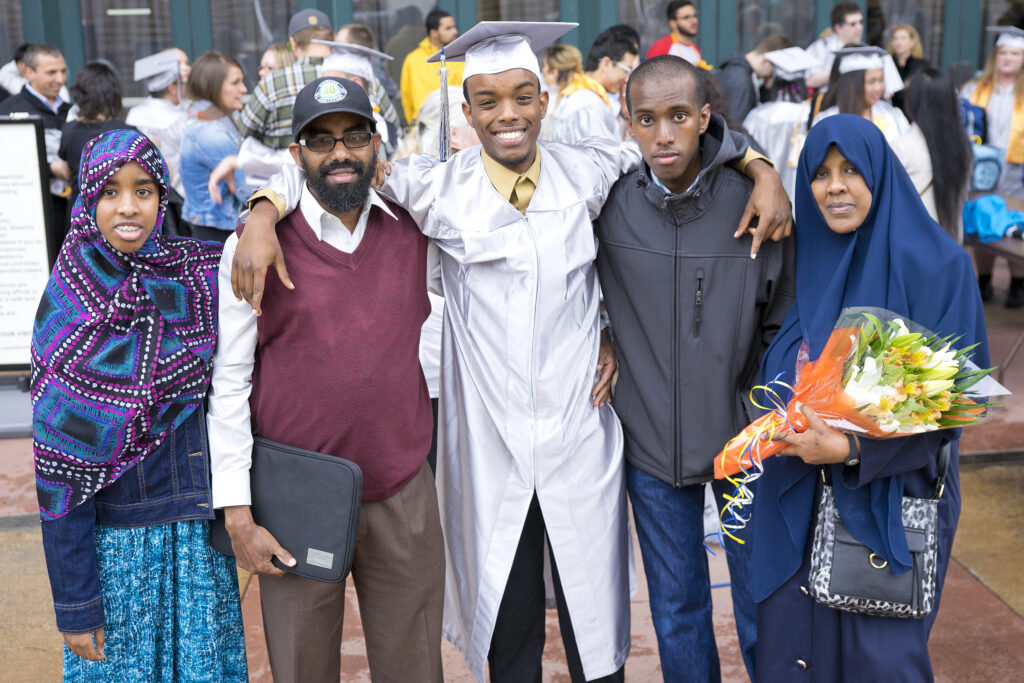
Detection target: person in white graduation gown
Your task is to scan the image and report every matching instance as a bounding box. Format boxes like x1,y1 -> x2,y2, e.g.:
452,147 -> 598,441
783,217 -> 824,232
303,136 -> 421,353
229,21 -> 793,683
812,45 -> 908,142
126,50 -> 189,198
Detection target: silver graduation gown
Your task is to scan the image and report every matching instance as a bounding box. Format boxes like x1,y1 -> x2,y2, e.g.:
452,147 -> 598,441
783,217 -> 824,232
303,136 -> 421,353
386,140 -> 635,681
266,139 -> 637,681
548,89 -> 619,144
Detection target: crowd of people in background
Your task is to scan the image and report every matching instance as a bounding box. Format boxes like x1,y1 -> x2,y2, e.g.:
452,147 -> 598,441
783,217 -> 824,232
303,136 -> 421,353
10,1 -> 1015,681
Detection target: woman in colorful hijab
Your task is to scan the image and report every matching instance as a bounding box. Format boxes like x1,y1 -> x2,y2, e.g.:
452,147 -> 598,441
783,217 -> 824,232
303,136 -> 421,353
752,115 -> 987,680
32,129 -> 246,680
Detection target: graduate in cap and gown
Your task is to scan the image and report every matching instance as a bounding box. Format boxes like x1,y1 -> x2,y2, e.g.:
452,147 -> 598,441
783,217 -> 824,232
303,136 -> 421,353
742,46 -> 819,199
126,49 -> 189,199
232,21 -> 792,682
813,45 -> 908,142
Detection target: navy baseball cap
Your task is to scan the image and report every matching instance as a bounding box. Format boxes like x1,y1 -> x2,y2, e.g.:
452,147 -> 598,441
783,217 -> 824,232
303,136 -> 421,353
288,9 -> 331,37
291,76 -> 377,142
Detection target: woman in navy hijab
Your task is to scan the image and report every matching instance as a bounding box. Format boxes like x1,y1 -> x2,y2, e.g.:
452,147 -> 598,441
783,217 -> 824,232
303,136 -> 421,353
752,115 -> 988,681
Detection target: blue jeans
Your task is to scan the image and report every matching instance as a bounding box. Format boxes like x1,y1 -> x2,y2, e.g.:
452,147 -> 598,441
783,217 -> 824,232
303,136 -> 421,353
626,463 -> 756,683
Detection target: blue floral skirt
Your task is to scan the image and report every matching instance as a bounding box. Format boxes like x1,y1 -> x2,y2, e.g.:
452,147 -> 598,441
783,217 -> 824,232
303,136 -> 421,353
62,519 -> 247,682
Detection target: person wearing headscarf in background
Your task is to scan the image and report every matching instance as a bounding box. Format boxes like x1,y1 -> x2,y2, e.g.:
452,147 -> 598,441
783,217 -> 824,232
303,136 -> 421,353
180,51 -> 249,243
887,24 -> 929,114
962,26 -> 1024,308
398,85 -> 480,157
891,68 -> 971,241
753,115 -> 988,681
34,129 -> 245,680
59,62 -> 134,226
813,45 -> 908,142
258,43 -> 295,81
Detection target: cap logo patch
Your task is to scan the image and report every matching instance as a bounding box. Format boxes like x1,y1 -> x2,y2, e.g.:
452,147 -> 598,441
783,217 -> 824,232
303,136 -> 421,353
308,16 -> 318,25
314,79 -> 347,103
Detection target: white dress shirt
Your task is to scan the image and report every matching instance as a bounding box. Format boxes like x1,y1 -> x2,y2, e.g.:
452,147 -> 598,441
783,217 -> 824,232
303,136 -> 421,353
206,186 -> 399,508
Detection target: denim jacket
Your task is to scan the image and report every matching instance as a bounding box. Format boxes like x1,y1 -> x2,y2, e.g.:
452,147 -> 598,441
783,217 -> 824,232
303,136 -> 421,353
40,409 -> 214,633
180,110 -> 246,230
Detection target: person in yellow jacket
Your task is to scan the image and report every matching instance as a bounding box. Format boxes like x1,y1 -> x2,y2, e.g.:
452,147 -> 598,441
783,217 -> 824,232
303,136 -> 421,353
400,9 -> 464,123
962,25 -> 1024,307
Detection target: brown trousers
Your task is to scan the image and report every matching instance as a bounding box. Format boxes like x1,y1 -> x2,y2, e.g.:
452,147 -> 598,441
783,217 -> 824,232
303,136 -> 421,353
259,461 -> 445,683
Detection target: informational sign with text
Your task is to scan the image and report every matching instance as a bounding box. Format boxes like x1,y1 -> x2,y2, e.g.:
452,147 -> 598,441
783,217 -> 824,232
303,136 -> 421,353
0,117 -> 53,371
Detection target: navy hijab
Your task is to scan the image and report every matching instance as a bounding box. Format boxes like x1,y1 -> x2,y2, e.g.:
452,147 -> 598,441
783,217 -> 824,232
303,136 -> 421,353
752,115 -> 988,601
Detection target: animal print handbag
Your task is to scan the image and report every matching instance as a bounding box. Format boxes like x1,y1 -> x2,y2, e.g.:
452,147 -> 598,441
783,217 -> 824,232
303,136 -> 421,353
807,443 -> 950,619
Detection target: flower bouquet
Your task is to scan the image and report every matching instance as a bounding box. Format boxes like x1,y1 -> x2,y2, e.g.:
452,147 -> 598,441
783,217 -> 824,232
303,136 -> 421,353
715,307 -> 996,480
710,307 -> 1002,544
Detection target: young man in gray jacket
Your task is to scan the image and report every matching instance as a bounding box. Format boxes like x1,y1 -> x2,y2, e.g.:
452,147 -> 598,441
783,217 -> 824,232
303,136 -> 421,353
595,55 -> 795,682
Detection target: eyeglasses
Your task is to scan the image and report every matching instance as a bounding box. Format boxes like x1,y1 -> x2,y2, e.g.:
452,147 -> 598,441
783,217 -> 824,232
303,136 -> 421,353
613,60 -> 635,75
300,132 -> 373,153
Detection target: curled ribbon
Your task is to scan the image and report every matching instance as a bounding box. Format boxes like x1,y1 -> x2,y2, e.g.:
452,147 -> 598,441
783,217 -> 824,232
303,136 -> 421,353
705,377 -> 793,551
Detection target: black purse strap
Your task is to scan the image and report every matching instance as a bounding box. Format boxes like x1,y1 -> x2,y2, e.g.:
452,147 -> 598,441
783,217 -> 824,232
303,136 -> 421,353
933,441 -> 951,499
819,440 -> 952,499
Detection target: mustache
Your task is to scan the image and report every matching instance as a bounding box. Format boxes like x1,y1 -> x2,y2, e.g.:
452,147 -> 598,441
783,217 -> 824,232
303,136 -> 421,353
318,159 -> 366,178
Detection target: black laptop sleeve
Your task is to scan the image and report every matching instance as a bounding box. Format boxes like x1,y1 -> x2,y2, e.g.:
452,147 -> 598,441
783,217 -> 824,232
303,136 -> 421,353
209,437 -> 362,583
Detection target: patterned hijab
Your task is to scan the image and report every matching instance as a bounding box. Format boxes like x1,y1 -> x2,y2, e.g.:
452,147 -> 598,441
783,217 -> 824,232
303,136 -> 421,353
32,129 -> 221,520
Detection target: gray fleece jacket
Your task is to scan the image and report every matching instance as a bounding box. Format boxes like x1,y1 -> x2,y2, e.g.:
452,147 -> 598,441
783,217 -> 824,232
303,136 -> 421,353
595,114 -> 795,487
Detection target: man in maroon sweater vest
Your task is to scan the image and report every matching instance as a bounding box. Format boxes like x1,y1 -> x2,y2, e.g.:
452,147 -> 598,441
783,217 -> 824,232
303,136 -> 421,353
207,77 -> 444,683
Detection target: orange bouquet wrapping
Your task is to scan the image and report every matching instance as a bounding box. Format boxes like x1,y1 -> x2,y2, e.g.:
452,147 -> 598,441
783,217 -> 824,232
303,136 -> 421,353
715,309 -> 994,481
709,308 -> 998,546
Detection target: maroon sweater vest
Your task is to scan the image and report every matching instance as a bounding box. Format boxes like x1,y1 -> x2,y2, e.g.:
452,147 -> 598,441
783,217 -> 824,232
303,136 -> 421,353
245,198 -> 432,501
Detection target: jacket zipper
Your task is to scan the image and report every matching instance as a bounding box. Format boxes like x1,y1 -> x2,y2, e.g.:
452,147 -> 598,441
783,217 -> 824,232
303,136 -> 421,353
694,269 -> 705,338
672,212 -> 681,487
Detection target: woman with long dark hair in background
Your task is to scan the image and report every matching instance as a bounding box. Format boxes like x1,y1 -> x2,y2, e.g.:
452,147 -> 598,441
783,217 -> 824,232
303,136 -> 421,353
814,46 -> 908,142
59,62 -> 133,225
891,68 -> 971,240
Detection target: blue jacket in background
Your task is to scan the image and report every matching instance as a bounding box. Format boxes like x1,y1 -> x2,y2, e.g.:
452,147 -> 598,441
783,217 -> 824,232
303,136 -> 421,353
40,409 -> 214,633
181,112 -> 246,230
